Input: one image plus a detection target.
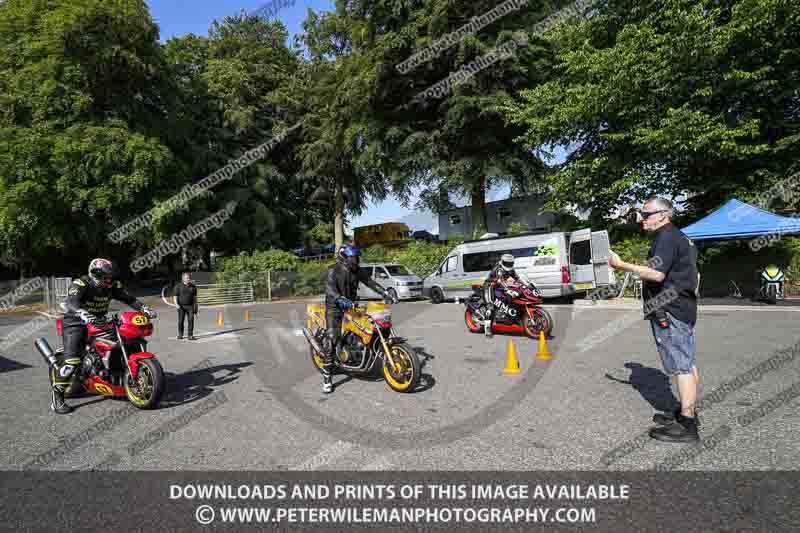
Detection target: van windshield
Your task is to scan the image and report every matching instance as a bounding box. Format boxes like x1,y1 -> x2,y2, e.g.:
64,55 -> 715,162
385,265 -> 411,276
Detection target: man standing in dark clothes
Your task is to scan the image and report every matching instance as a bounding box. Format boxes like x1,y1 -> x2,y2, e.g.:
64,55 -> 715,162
176,272 -> 198,340
609,197 -> 701,443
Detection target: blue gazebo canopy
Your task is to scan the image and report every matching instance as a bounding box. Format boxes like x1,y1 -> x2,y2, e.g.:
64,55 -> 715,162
681,198 -> 800,241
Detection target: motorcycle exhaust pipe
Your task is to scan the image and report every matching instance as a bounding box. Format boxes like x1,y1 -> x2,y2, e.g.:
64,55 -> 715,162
302,327 -> 323,355
34,337 -> 59,368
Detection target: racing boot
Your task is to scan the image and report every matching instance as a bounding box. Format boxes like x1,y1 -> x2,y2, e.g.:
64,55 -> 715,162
322,371 -> 334,394
50,388 -> 72,414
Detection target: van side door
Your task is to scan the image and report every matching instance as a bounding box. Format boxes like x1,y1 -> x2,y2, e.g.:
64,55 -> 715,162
590,230 -> 614,287
568,229 -> 596,290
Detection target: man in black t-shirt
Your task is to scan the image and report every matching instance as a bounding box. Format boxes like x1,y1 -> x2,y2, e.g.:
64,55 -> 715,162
609,197 -> 701,443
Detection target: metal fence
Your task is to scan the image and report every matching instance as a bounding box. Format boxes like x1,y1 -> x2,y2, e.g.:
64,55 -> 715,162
185,270 -> 327,302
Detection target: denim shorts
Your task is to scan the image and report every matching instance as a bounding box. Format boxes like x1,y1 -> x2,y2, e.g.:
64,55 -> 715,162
650,312 -> 696,376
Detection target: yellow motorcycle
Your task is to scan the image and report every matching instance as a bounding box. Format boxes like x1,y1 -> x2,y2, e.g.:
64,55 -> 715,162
302,302 -> 421,393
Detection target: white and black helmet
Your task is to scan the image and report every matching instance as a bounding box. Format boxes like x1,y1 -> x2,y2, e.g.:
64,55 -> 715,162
499,254 -> 515,272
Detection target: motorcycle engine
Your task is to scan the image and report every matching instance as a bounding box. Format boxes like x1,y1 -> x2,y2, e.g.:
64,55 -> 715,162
83,351 -> 105,377
337,332 -> 366,366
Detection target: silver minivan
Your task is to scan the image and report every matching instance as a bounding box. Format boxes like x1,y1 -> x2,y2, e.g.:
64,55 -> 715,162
357,263 -> 424,301
422,229 -> 614,303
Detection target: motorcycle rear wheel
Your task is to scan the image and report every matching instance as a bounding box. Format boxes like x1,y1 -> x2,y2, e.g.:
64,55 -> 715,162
464,307 -> 484,333
382,343 -> 421,393
125,358 -> 165,409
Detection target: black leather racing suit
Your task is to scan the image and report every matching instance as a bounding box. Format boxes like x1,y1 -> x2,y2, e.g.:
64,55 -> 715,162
322,262 -> 389,374
482,266 -> 524,330
54,276 -> 144,392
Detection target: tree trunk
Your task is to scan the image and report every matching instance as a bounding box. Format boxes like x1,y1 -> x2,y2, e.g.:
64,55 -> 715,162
470,180 -> 488,238
334,177 -> 345,248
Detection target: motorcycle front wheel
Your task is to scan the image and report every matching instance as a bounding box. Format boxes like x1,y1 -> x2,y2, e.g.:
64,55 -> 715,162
767,284 -> 778,305
382,343 -> 421,393
524,307 -> 554,338
125,358 -> 165,409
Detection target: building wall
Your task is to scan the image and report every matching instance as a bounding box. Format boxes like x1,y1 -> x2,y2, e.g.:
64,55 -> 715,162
438,195 -> 556,240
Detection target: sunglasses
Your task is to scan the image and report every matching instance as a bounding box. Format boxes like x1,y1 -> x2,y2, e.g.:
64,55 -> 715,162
636,209 -> 666,221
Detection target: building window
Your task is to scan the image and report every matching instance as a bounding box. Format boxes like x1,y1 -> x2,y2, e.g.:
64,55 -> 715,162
497,207 -> 512,220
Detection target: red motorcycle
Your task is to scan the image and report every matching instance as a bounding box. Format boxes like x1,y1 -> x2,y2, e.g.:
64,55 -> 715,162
35,312 -> 165,409
464,282 -> 553,338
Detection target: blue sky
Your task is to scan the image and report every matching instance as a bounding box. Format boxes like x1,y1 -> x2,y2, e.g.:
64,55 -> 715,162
146,0 -> 569,233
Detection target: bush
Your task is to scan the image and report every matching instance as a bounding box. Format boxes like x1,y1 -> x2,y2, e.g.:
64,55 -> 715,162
392,241 -> 452,278
508,222 -> 529,235
292,261 -> 331,297
447,233 -> 465,245
361,245 -> 390,262
216,249 -> 301,274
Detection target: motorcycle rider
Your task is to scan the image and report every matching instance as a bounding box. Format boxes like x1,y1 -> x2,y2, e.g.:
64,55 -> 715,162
51,258 -> 157,414
482,254 -> 534,337
321,245 -> 398,393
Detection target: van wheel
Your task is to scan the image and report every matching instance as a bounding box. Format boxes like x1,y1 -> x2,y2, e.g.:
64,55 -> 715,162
431,287 -> 444,304
387,288 -> 398,302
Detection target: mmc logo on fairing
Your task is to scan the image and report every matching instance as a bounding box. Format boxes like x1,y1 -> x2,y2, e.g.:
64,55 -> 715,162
493,299 -> 517,317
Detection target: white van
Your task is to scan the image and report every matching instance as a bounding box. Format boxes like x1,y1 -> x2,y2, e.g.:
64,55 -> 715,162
422,229 -> 615,303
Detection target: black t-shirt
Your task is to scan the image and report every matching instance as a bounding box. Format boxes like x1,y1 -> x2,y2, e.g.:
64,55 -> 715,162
643,223 -> 699,326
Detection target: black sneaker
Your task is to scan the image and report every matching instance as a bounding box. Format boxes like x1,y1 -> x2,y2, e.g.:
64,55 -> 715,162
653,409 -> 701,428
649,418 -> 699,443
50,390 -> 72,415
188,336 -> 196,341
177,335 -> 184,340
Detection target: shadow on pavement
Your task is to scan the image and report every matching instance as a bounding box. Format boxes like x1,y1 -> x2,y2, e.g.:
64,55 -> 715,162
161,362 -> 252,408
0,355 -> 32,374
605,362 -> 680,414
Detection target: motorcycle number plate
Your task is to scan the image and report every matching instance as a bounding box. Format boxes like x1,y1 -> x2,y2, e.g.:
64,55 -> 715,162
131,315 -> 149,326
575,282 -> 593,289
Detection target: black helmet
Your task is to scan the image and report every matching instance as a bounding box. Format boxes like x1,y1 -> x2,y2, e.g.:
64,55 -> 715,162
88,258 -> 114,288
499,254 -> 515,272
337,245 -> 361,272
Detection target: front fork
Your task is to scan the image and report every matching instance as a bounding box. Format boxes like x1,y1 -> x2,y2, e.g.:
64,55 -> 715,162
373,322 -> 400,370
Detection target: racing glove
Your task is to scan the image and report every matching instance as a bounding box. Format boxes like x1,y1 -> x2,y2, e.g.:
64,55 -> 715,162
77,310 -> 94,325
140,305 -> 157,319
335,296 -> 354,310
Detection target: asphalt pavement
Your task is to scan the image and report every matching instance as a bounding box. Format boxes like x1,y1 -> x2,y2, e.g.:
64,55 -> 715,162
1,298 -> 799,471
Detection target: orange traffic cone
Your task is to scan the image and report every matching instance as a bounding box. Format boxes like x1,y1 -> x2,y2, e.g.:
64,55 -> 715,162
217,311 -> 224,327
244,310 -> 252,321
536,330 -> 552,360
503,339 -> 522,374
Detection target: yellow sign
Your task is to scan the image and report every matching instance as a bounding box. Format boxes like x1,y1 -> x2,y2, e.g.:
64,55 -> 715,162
95,383 -> 113,396
131,314 -> 149,326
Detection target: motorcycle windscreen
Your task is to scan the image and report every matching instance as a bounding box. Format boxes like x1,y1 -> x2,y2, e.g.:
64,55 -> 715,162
569,229 -> 596,289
